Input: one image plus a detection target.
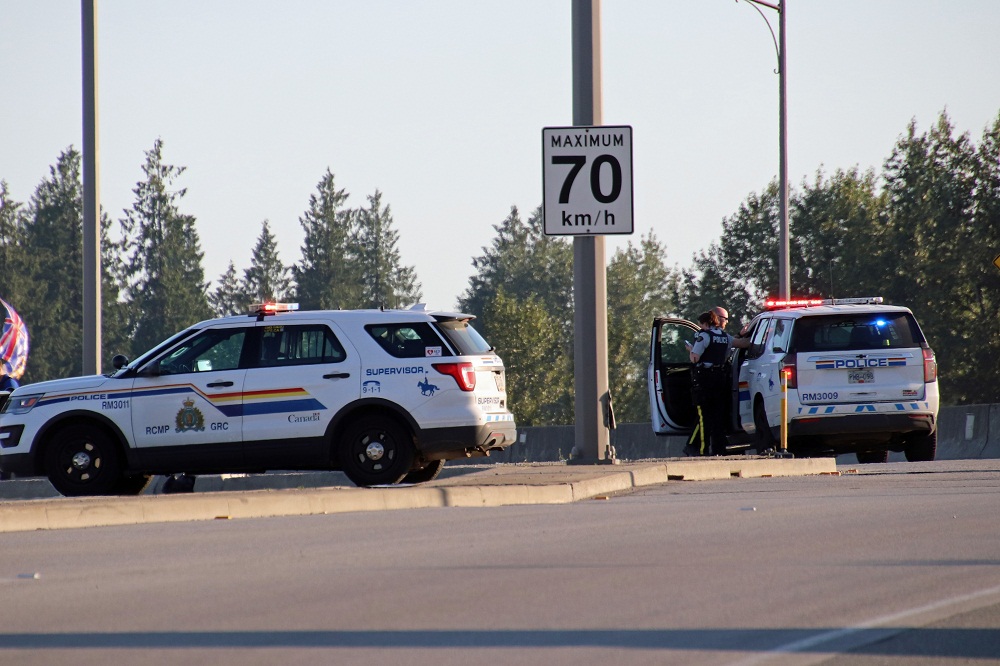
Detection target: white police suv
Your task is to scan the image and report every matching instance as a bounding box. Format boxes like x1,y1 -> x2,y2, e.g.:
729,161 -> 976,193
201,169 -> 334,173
648,297 -> 939,462
0,303 -> 516,496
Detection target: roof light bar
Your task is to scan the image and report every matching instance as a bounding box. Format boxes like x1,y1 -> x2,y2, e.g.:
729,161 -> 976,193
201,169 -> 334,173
764,298 -> 824,309
764,296 -> 884,310
251,302 -> 300,316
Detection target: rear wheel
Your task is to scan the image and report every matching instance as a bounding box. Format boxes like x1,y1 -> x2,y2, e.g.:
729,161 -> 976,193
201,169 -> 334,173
856,449 -> 889,464
338,416 -> 414,487
43,424 -> 124,496
904,431 -> 937,462
402,459 -> 446,484
753,399 -> 776,454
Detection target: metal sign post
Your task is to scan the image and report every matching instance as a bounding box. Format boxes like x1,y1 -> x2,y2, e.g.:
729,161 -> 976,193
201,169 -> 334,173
540,0 -> 634,463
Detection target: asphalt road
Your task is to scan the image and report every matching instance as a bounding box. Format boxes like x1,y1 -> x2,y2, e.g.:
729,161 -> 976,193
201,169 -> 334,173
2,460 -> 999,665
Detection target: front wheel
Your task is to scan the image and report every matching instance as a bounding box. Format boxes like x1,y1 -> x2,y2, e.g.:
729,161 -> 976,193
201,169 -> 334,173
904,431 -> 937,462
43,424 -> 124,496
338,416 -> 414,487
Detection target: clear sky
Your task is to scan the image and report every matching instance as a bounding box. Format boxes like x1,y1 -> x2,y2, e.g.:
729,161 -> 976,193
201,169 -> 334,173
3,1 -> 999,311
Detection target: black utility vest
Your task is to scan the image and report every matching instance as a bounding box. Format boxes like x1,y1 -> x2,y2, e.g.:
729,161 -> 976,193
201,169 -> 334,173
698,328 -> 730,367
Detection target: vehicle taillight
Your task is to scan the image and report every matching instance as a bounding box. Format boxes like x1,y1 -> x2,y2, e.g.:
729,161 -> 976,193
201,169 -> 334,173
432,362 -> 476,391
782,357 -> 797,389
922,347 -> 937,383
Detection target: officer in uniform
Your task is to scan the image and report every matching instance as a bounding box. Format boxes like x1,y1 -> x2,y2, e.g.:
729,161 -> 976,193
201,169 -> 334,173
686,310 -> 750,456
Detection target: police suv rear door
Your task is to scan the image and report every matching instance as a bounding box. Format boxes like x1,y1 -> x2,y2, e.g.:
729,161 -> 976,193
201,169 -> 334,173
648,318 -> 700,434
793,310 -> 928,405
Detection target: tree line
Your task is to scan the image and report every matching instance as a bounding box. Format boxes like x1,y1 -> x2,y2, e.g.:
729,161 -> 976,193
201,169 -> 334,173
0,138 -> 421,382
2,109 -> 998,423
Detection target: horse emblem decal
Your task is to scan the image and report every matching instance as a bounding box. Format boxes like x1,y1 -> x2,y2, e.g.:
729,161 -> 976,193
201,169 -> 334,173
417,376 -> 439,397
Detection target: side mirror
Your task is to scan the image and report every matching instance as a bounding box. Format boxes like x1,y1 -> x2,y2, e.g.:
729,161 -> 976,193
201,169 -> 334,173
112,354 -> 129,370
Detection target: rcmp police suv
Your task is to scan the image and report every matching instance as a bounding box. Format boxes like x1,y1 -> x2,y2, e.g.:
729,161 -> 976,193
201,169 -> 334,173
0,303 -> 516,496
648,297 -> 939,462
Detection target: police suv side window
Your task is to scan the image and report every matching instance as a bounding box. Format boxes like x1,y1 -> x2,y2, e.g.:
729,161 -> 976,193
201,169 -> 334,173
770,319 -> 793,353
156,327 -> 249,375
366,323 -> 447,359
257,325 -> 346,367
747,318 -> 773,360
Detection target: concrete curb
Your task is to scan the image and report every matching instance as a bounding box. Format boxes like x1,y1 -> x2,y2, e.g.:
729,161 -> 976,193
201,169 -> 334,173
0,457 -> 836,533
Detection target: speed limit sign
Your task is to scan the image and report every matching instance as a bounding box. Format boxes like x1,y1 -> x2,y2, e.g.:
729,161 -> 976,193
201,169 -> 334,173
542,125 -> 633,236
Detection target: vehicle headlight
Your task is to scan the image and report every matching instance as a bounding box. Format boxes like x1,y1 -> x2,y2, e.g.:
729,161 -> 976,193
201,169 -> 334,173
4,394 -> 43,414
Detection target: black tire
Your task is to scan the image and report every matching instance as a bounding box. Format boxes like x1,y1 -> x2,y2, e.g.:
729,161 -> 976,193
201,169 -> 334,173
904,430 -> 937,462
402,459 -> 445,484
338,416 -> 414,487
43,424 -> 124,497
856,449 -> 889,464
754,399 -> 776,454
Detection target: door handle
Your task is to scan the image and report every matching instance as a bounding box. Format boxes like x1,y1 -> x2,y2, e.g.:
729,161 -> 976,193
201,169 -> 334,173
323,372 -> 351,379
207,381 -> 234,388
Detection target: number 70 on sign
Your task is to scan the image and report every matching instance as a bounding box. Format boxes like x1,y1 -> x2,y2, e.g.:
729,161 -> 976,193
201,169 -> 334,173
542,125 -> 633,236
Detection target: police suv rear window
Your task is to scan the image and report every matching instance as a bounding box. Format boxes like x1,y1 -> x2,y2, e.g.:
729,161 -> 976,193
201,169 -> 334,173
366,323 -> 449,359
789,313 -> 923,353
434,319 -> 493,355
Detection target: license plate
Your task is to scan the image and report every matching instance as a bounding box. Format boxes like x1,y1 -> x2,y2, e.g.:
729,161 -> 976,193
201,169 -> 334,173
848,370 -> 874,384
494,372 -> 505,391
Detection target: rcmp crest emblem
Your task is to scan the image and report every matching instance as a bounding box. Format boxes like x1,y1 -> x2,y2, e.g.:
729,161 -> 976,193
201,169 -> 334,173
175,397 -> 206,432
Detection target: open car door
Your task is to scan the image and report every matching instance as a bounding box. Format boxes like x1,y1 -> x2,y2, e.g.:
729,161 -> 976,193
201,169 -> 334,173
647,317 -> 700,434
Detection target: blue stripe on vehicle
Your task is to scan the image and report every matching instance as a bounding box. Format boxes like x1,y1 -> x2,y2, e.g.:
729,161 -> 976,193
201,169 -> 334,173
242,398 -> 326,416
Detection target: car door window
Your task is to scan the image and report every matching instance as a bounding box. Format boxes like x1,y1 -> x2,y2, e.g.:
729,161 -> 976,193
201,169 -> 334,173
747,318 -> 773,360
257,324 -> 347,367
770,318 -> 793,353
155,327 -> 248,375
366,322 -> 447,359
659,322 -> 695,365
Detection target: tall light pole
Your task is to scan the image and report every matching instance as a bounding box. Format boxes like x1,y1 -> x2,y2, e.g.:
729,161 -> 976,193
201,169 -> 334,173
740,0 -> 789,300
570,0 -> 613,463
82,0 -> 102,374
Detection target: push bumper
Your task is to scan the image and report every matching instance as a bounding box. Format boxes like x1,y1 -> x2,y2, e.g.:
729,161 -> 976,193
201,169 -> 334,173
789,412 -> 935,438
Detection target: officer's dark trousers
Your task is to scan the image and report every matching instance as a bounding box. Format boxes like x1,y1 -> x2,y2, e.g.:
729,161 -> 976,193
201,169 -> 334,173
693,367 -> 729,456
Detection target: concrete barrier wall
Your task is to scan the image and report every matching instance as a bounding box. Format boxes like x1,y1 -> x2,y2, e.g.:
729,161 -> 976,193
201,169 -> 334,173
495,404 -> 999,464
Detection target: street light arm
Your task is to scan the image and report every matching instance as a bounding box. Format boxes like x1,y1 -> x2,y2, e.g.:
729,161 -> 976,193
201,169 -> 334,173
736,0 -> 781,74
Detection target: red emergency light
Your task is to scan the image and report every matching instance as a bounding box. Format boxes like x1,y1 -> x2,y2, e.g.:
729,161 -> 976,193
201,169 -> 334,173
764,298 -> 824,309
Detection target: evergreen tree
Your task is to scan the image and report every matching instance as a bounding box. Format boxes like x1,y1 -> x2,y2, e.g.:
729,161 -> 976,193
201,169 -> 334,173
18,149 -> 85,382
0,180 -> 31,308
459,207 -> 575,425
118,139 -> 212,356
459,206 -> 573,334
480,289 -> 573,426
243,220 -> 292,304
99,206 -> 131,367
356,190 -> 421,308
293,169 -> 359,310
210,261 -> 248,317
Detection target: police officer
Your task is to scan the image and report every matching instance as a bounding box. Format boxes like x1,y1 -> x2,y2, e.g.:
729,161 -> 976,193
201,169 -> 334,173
687,310 -> 750,456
